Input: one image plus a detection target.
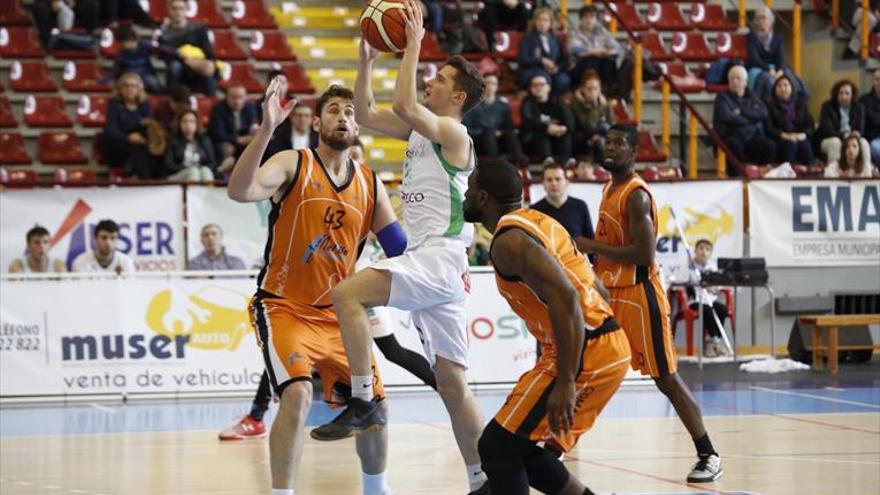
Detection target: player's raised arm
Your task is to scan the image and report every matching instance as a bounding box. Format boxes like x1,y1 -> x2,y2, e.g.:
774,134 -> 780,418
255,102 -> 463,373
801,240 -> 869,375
354,38 -> 412,140
491,228 -> 585,434
227,78 -> 299,202
391,0 -> 469,157
581,189 -> 655,265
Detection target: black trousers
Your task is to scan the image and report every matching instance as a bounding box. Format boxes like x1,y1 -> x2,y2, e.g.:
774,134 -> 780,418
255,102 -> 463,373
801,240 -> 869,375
688,302 -> 728,339
474,129 -> 526,164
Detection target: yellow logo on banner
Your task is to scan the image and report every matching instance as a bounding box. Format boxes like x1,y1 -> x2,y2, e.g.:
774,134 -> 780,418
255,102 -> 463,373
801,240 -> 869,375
657,204 -> 734,244
145,287 -> 250,351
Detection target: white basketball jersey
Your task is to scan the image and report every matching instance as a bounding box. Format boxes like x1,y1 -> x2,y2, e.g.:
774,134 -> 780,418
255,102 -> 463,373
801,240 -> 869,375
400,128 -> 475,250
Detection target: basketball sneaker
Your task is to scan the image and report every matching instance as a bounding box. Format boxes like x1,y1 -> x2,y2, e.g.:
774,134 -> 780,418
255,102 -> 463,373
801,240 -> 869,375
467,482 -> 490,495
310,397 -> 387,441
686,454 -> 723,482
218,415 -> 267,441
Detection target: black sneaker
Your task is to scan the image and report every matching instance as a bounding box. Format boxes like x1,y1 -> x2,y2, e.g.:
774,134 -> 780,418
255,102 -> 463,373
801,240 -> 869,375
310,397 -> 386,441
467,482 -> 490,495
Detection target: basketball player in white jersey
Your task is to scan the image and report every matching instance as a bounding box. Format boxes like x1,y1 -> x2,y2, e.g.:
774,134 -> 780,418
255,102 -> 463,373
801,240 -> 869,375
310,2 -> 489,494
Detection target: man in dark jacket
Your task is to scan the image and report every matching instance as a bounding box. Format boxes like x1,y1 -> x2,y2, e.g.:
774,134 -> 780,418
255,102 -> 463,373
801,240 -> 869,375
261,103 -> 319,163
859,69 -> 880,165
158,0 -> 217,95
520,74 -> 575,166
712,65 -> 775,174
463,74 -> 526,164
209,84 -> 258,172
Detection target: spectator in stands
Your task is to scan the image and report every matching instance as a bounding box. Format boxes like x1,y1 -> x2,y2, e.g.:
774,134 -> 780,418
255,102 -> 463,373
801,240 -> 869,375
816,79 -> 871,167
712,65 -> 775,172
687,239 -> 729,358
765,75 -> 814,165
478,0 -> 530,54
568,4 -> 620,98
572,159 -> 597,181
746,7 -> 785,87
100,72 -> 159,179
844,1 -> 879,59
158,0 -> 217,96
571,70 -> 614,164
530,162 -> 595,257
187,224 -> 246,270
72,219 -> 136,274
463,74 -> 526,164
209,84 -> 259,172
263,102 -> 319,162
860,68 -> 880,165
113,24 -> 166,94
154,85 -> 192,133
521,74 -> 574,166
164,109 -> 216,182
824,134 -> 875,178
32,0 -> 97,47
8,226 -> 67,274
100,0 -> 158,29
517,7 -> 571,96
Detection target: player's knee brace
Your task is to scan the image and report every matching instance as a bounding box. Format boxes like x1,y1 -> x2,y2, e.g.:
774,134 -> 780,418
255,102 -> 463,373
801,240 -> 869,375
478,420 -> 523,465
522,445 -> 571,494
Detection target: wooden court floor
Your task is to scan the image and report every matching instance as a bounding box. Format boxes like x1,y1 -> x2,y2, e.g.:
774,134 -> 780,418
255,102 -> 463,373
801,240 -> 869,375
1,412 -> 878,494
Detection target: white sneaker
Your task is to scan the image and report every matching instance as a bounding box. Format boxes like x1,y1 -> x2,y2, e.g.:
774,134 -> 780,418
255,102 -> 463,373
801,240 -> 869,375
687,454 -> 723,483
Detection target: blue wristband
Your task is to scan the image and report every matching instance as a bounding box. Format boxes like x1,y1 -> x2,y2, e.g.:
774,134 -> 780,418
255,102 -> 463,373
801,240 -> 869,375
376,221 -> 407,258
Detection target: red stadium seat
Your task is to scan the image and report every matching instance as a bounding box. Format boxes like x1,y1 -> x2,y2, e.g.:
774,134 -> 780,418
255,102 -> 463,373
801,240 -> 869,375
0,133 -> 32,164
657,62 -> 706,92
24,95 -> 74,127
99,28 -> 121,59
219,63 -> 265,93
494,31 -> 523,61
54,168 -> 98,184
640,32 -> 673,61
0,27 -> 45,58
273,63 -> 315,94
0,0 -> 31,26
636,131 -> 667,162
0,97 -> 18,127
210,30 -> 247,60
613,100 -> 635,125
715,32 -> 747,60
593,166 -> 610,181
0,167 -> 38,185
669,32 -> 716,62
76,94 -> 110,127
872,33 -> 880,57
249,31 -> 297,61
188,0 -> 230,28
609,3 -> 648,31
144,0 -> 170,21
37,131 -> 88,165
231,1 -> 278,29
641,165 -> 659,181
645,3 -> 691,31
691,3 -> 736,31
50,28 -> 97,59
62,61 -> 113,93
9,61 -> 59,92
506,95 -> 522,128
420,33 -> 449,62
193,95 -> 219,127
108,168 -> 130,182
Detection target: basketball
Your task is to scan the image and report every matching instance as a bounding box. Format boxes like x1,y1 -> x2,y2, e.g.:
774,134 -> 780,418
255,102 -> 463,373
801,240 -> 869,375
360,0 -> 407,53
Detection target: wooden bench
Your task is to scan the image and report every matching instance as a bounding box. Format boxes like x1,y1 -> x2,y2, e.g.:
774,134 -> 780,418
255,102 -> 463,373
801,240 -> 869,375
798,314 -> 880,374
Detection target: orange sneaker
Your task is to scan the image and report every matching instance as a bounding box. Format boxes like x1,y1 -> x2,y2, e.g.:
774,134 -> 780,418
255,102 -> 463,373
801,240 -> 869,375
218,416 -> 267,441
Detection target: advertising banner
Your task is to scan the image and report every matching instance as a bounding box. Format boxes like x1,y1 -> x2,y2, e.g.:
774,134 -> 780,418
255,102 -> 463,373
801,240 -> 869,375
749,180 -> 880,266
0,187 -> 184,271
185,186 -> 270,269
529,180 -> 744,276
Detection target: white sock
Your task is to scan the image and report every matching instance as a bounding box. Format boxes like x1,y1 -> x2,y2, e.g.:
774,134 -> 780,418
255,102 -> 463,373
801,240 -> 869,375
271,490 -> 293,495
466,463 -> 487,491
362,471 -> 389,495
351,375 -> 373,402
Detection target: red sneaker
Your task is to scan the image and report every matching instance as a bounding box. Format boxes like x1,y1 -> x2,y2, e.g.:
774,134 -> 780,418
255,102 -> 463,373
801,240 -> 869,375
218,416 -> 267,441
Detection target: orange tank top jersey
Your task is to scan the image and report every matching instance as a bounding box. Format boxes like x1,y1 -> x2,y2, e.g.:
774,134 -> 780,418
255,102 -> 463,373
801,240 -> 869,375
257,148 -> 377,306
492,209 -> 618,353
594,173 -> 660,288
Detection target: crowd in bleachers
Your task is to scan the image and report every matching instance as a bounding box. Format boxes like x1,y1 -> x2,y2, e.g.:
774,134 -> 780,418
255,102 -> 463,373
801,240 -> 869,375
1,0 -> 878,182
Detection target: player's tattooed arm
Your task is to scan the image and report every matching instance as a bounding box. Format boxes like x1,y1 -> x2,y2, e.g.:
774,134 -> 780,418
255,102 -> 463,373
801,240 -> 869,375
492,228 -> 584,434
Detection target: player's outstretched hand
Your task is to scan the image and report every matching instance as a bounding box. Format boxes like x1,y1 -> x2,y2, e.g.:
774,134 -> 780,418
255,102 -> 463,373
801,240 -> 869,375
359,37 -> 380,63
547,380 -> 576,435
402,0 -> 425,50
261,77 -> 296,131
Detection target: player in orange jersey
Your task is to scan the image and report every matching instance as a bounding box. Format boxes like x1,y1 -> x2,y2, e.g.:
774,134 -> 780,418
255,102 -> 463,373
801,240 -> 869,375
580,123 -> 723,483
462,159 -> 631,495
227,81 -> 402,495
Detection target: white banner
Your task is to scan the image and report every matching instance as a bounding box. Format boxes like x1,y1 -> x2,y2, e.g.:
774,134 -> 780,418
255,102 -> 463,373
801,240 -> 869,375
0,271 -> 542,397
0,187 -> 184,271
749,180 -> 880,267
185,187 -> 270,269
529,180 -> 744,276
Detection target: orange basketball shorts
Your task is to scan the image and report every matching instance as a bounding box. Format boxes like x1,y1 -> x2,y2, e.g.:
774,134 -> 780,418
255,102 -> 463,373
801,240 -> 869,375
608,276 -> 677,377
249,292 -> 384,406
